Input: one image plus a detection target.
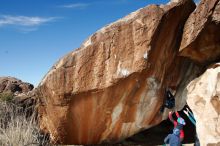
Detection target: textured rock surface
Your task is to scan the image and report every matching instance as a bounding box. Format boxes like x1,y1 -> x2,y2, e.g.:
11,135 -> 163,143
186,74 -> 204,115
187,64 -> 220,146
0,77 -> 35,116
37,0 -> 197,144
179,0 -> 220,64
0,77 -> 34,94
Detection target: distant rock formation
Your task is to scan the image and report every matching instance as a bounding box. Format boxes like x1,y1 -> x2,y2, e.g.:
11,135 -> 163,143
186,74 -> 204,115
0,77 -> 34,94
187,64 -> 220,145
0,76 -> 35,116
37,0 -> 220,145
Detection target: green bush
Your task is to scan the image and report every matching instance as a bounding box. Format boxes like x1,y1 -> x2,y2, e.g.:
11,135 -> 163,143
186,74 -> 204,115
0,92 -> 14,102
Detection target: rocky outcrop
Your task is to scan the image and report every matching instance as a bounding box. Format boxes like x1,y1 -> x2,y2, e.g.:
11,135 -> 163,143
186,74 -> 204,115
0,77 -> 34,94
179,0 -> 220,64
187,64 -> 220,146
0,77 -> 35,113
0,77 -> 36,120
37,0 -> 197,144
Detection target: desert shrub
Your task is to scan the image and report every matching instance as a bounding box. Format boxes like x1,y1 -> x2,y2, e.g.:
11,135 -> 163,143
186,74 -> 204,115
0,92 -> 14,102
0,101 -> 50,146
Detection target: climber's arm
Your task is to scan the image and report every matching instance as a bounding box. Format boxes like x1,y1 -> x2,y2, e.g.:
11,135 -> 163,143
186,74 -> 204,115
169,111 -> 175,124
175,111 -> 180,118
166,89 -> 174,99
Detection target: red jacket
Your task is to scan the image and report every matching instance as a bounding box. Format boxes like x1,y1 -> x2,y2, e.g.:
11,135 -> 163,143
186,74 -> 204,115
169,112 -> 184,141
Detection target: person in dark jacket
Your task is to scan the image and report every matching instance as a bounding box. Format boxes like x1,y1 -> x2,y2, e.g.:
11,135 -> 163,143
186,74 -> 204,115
160,88 -> 175,113
164,128 -> 181,146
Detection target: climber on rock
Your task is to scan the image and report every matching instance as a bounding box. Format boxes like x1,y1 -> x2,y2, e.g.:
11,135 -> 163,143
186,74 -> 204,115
160,87 -> 175,113
169,111 -> 186,142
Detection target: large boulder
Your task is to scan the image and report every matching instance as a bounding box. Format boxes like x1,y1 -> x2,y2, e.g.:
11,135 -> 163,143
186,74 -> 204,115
187,64 -> 220,145
179,0 -> 220,64
37,0 -> 197,144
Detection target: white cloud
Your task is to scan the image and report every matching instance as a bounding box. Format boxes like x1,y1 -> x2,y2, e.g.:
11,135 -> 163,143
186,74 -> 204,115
0,15 -> 57,27
61,3 -> 89,9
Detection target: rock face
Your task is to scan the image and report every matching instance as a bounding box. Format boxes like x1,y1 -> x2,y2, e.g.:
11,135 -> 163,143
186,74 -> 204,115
37,0 -> 197,144
179,0 -> 220,64
187,64 -> 220,146
0,77 -> 34,94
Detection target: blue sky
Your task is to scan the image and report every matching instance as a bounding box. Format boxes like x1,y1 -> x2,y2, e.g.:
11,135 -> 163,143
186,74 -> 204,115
0,0 -> 199,86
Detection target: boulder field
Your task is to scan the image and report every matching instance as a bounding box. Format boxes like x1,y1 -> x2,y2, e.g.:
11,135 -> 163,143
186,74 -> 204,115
37,0 -> 220,145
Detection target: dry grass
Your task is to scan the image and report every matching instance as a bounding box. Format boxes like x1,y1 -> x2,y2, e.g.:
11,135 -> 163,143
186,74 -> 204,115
0,101 -> 49,146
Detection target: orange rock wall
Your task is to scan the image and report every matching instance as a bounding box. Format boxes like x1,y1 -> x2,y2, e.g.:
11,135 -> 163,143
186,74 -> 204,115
37,0 -> 198,144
